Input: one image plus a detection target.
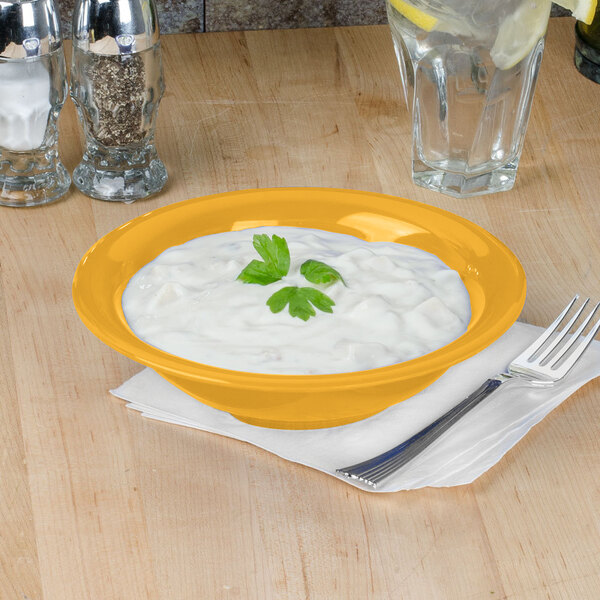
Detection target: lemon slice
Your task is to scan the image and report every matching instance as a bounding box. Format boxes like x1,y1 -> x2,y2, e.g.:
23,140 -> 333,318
387,0 -> 438,32
553,0 -> 598,23
491,0 -> 552,70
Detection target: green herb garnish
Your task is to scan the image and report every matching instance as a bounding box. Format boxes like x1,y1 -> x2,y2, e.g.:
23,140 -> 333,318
237,233 -> 345,321
267,286 -> 335,321
237,233 -> 290,285
300,259 -> 346,287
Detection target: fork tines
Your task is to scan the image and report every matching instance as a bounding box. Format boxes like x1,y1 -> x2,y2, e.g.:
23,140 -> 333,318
523,295 -> 600,373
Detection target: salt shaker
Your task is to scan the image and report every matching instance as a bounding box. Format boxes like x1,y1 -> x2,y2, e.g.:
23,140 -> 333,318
70,0 -> 167,202
0,0 -> 71,207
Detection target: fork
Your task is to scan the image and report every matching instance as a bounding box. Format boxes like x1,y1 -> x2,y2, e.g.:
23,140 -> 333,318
336,295 -> 600,488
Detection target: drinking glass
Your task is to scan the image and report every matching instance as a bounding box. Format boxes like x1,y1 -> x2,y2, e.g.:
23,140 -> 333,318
386,0 -> 550,198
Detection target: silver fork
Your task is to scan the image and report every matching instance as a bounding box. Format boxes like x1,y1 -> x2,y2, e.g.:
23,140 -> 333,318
336,295 -> 600,488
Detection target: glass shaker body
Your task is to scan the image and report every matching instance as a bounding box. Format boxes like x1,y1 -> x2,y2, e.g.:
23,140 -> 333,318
0,0 -> 71,207
70,0 -> 167,202
575,6 -> 600,83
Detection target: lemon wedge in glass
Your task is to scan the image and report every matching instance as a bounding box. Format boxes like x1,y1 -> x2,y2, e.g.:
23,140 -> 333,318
491,0 -> 552,70
554,0 -> 598,24
387,0 -> 438,32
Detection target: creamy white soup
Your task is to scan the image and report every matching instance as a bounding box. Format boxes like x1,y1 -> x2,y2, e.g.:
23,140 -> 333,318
122,227 -> 471,374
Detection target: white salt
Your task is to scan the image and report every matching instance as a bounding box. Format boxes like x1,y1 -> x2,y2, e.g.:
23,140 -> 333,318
0,60 -> 52,151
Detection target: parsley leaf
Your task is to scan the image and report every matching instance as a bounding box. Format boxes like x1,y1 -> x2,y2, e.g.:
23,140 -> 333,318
253,234 -> 290,275
267,286 -> 335,321
237,260 -> 283,285
237,234 -> 290,285
237,234 -> 344,321
300,259 -> 346,286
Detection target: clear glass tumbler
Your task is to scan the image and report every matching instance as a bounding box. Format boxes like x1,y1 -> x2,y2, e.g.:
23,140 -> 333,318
0,0 -> 71,207
70,0 -> 167,202
386,0 -> 550,198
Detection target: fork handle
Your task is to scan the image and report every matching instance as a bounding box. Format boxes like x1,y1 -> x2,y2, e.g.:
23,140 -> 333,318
336,378 -> 504,488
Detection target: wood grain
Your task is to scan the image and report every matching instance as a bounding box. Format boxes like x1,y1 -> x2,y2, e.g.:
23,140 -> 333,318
1,18 -> 599,599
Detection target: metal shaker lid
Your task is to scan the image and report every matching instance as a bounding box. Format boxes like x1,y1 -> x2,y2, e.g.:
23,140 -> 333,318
72,0 -> 160,55
0,0 -> 63,58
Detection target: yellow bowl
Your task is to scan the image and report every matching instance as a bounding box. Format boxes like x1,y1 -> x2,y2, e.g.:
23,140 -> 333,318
73,188 -> 526,429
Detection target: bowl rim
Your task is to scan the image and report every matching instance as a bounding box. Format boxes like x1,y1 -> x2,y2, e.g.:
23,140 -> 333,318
73,187 -> 526,391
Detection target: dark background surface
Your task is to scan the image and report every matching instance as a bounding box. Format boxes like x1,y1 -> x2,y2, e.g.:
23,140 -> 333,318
57,0 -> 572,36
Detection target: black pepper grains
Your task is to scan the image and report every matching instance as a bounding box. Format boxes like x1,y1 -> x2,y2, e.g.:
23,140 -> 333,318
83,52 -> 146,147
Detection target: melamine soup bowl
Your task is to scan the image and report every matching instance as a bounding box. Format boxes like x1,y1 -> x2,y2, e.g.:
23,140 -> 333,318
73,188 -> 526,429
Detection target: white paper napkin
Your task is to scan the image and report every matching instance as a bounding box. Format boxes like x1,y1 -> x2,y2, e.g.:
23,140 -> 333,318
111,322 -> 600,492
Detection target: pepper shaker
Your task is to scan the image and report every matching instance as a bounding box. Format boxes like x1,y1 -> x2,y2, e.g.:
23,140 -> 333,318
0,0 -> 71,207
70,0 -> 167,202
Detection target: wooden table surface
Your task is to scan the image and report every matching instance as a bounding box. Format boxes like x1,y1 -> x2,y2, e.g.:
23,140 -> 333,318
1,17 -> 599,600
